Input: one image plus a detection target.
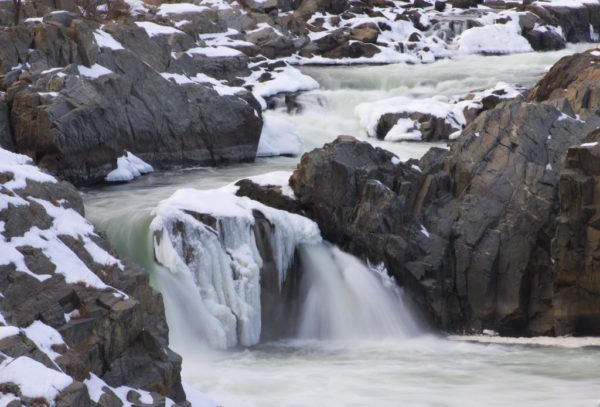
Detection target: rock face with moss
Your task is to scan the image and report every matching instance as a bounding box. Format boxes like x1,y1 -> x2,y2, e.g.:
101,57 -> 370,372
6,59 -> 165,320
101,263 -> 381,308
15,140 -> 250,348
0,148 -> 190,405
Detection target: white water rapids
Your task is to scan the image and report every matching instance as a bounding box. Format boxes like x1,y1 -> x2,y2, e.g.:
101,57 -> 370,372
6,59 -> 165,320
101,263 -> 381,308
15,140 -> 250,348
85,44 -> 600,407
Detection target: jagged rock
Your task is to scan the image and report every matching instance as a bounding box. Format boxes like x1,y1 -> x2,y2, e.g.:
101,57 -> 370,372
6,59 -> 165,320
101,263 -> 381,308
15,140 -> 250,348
527,3 -> 600,43
284,80 -> 600,335
246,25 -> 296,58
0,159 -> 187,404
552,133 -> 600,335
528,49 -> 600,118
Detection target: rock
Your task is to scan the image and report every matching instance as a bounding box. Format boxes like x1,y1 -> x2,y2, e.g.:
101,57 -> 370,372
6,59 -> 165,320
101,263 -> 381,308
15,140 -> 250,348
350,23 -> 379,43
450,0 -> 480,9
245,25 -> 296,58
522,26 -> 566,51
0,156 -> 188,404
0,93 -> 13,149
284,77 -> 600,335
241,0 -> 279,13
376,111 -> 461,141
5,19 -> 262,185
526,3 -> 600,43
528,49 -> 600,117
552,134 -> 600,335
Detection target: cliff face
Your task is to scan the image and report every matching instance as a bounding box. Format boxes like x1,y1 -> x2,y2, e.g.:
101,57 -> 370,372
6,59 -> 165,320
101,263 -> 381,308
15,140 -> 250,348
238,49 -> 600,337
0,148 -> 190,406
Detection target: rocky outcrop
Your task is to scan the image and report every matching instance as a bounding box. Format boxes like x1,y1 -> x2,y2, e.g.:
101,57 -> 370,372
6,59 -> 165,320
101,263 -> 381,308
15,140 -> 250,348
0,149 -> 189,405
525,2 -> 600,43
552,134 -> 600,335
0,14 -> 262,186
239,50 -> 600,336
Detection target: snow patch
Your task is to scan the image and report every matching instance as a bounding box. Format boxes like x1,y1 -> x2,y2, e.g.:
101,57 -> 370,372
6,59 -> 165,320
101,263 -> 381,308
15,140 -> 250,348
105,152 -> 154,182
257,114 -> 302,157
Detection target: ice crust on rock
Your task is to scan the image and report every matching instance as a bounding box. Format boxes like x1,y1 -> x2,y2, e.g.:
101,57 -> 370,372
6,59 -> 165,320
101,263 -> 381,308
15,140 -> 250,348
151,184 -> 321,348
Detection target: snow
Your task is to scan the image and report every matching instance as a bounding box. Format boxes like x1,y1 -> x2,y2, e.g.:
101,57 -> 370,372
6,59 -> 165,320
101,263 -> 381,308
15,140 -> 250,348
355,96 -> 465,140
244,171 -> 295,198
457,23 -> 533,55
257,114 -> 302,157
385,118 -> 422,141
85,373 -> 168,407
151,185 -> 321,348
157,3 -> 208,16
391,156 -> 402,165
581,142 -> 599,147
186,46 -> 243,57
0,356 -> 72,401
135,22 -> 184,37
0,326 -> 20,340
22,321 -> 66,362
123,0 -> 148,15
94,29 -> 124,50
247,64 -> 319,98
0,147 -> 124,289
105,152 -> 154,182
77,64 -> 113,79
532,0 -> 599,8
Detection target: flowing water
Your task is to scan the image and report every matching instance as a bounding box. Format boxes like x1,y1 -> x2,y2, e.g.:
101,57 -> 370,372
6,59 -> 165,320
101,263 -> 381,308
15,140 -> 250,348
85,44 -> 600,407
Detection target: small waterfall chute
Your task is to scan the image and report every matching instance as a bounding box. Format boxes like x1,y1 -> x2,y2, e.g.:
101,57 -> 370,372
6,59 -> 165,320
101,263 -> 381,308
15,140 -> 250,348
297,243 -> 421,340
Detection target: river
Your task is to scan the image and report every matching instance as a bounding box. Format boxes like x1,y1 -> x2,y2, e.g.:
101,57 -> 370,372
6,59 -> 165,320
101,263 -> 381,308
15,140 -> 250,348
85,44 -> 600,407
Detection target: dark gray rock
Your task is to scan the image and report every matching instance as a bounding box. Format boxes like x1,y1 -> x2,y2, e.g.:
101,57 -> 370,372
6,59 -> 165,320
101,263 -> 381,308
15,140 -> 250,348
0,174 -> 187,403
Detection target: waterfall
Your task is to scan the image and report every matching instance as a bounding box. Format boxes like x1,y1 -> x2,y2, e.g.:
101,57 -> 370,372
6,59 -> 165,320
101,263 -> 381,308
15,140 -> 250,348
297,243 -> 421,340
91,184 -> 422,351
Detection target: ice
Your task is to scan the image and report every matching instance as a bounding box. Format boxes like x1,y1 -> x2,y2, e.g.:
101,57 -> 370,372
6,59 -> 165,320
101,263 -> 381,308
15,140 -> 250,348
151,185 -> 321,348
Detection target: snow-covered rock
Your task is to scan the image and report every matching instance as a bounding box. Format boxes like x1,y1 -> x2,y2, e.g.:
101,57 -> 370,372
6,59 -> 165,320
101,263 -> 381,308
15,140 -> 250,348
0,147 -> 194,405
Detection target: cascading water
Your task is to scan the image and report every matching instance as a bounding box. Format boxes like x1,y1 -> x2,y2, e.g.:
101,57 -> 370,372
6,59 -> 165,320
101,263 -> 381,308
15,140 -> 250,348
296,243 -> 421,340
147,184 -> 420,349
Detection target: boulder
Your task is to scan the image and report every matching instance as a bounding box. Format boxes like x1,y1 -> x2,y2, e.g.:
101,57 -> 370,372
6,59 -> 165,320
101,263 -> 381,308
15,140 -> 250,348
4,19 -> 262,185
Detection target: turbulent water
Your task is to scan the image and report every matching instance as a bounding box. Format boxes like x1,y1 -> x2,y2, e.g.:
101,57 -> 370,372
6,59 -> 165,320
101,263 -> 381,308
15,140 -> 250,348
85,45 -> 600,407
